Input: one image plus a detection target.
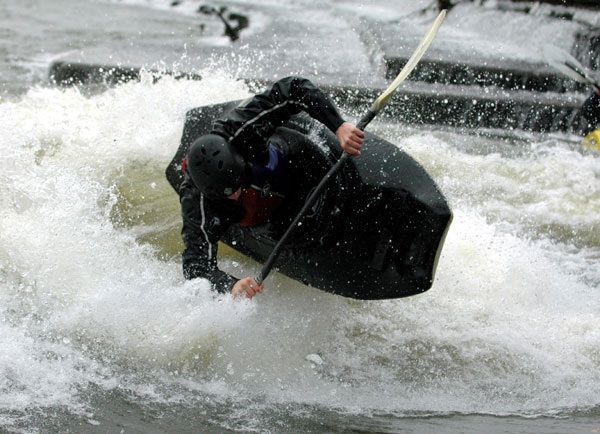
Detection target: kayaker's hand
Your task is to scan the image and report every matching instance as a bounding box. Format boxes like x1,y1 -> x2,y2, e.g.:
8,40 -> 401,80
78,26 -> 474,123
232,276 -> 264,299
336,122 -> 365,156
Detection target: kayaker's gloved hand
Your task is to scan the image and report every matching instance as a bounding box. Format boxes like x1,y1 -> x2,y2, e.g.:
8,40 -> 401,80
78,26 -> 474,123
231,276 -> 264,299
336,122 -> 365,156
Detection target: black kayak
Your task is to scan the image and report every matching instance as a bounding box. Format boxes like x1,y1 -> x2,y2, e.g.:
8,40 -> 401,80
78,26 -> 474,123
166,101 -> 452,300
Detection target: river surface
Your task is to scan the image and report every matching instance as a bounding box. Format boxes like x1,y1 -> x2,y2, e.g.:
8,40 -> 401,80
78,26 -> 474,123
1,1 -> 599,433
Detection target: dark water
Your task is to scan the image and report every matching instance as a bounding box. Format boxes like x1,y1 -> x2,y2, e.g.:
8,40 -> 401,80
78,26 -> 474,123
1,1 -> 599,433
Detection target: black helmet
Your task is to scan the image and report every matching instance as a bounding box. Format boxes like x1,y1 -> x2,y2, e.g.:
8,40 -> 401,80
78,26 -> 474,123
187,134 -> 246,198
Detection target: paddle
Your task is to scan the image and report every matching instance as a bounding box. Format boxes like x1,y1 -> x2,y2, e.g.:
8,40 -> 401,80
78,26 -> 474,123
255,9 -> 447,285
542,44 -> 600,91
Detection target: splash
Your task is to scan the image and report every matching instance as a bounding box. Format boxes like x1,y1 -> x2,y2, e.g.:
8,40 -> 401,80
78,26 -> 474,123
0,69 -> 599,429
0,71 -> 256,418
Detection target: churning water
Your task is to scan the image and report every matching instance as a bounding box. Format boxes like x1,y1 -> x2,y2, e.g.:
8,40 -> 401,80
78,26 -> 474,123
1,0 -> 599,433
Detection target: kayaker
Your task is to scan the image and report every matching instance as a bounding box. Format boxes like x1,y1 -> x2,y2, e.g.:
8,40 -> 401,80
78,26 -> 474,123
177,76 -> 365,299
580,89 -> 600,150
580,89 -> 600,135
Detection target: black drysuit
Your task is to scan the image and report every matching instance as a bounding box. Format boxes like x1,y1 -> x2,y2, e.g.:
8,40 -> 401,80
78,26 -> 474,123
179,76 -> 346,292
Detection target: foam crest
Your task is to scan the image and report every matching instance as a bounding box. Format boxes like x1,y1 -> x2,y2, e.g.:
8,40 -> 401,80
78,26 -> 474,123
0,71 -> 598,420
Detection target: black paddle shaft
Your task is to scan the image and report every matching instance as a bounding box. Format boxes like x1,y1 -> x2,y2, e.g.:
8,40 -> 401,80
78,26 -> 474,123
256,109 -> 376,285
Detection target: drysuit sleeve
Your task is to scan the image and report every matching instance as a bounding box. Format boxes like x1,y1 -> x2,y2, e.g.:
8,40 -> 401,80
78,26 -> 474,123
179,177 -> 241,293
211,76 -> 346,163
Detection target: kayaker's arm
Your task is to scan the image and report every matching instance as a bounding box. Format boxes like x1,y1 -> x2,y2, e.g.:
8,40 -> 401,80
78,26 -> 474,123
211,76 -> 354,162
180,179 -> 265,298
179,178 -> 240,293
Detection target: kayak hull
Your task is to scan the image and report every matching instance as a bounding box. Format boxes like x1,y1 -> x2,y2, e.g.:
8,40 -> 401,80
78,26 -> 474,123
167,101 -> 452,300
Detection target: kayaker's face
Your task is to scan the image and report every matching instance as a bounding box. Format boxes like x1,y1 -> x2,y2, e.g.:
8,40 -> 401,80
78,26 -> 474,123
227,187 -> 243,201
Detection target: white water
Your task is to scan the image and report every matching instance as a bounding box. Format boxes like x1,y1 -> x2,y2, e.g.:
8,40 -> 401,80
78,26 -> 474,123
1,71 -> 599,431
1,0 -> 600,432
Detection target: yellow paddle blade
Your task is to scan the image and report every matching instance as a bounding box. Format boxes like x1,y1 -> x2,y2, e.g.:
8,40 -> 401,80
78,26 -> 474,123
582,129 -> 600,152
371,9 -> 447,113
